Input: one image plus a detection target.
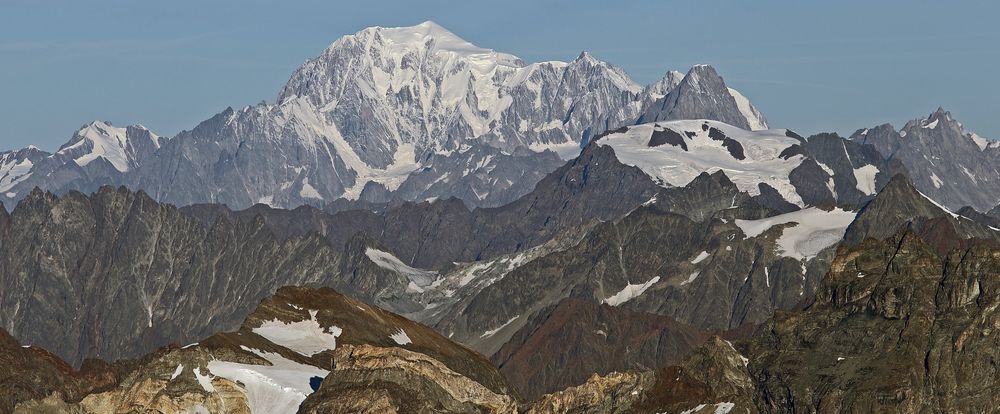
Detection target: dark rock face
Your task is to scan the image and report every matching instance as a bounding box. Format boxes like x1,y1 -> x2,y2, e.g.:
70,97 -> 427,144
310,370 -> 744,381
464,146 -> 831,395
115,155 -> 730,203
0,144 -> 662,367
958,205 -> 1000,228
435,172 -> 836,357
0,328 -> 118,413
639,65 -> 766,131
647,128 -> 688,150
492,298 -> 711,399
842,174 -> 997,252
747,231 -> 1000,412
525,337 -> 757,413
387,143 -> 565,208
798,132 -> 904,208
851,108 -> 1000,211
0,187 -> 348,366
182,143 -> 662,270
707,127 -> 746,159
789,158 -> 836,206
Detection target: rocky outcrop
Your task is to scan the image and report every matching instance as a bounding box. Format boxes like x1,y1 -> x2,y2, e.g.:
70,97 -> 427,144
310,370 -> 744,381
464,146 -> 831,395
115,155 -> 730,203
12,286 -> 515,413
842,174 -> 997,253
639,65 -> 767,131
435,176 -> 844,357
525,337 -> 756,413
0,329 -> 117,413
492,298 -> 712,399
183,142 -> 662,270
850,108 -> 1000,211
747,230 -> 1000,412
0,187 -> 347,366
299,344 -> 517,413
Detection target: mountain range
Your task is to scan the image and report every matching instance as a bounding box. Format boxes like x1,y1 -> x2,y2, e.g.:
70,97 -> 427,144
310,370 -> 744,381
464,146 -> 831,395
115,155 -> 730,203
0,21 -> 767,211
3,20 -> 1000,414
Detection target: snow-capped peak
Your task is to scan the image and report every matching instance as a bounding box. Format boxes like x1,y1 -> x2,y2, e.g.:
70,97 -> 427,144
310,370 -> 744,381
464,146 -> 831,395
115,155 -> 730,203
371,21 -> 523,69
57,120 -> 160,172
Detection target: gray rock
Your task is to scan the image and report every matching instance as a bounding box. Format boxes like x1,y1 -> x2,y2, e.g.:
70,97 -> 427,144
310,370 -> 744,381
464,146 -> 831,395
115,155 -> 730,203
850,108 -> 1000,211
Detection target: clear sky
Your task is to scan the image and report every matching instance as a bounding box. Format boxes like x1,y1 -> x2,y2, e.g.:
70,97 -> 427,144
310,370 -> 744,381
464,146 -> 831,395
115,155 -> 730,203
2,0 -> 998,151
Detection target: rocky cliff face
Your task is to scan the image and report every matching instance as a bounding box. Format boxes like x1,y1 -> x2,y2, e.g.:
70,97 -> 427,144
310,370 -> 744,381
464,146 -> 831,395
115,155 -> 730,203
433,168 -> 854,358
492,298 -> 713,400
11,286 -> 516,414
182,142 -> 663,270
639,65 -> 768,131
525,337 -> 756,414
0,187 -> 347,366
851,108 -> 1000,211
594,121 -> 898,209
747,229 -> 1000,412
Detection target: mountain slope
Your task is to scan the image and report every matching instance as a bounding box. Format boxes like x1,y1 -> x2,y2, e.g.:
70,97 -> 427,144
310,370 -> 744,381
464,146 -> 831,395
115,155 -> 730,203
594,120 -> 895,208
492,298 -> 714,399
7,286 -> 517,413
639,64 -> 768,131
851,108 -> 1000,210
0,22 -> 769,211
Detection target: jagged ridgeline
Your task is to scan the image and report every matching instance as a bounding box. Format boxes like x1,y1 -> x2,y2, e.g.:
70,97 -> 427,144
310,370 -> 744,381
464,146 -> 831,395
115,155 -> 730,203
4,19 -> 1000,414
0,21 -> 767,212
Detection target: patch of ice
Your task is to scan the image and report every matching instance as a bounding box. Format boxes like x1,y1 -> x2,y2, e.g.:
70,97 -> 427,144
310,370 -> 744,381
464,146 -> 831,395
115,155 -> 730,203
691,251 -> 710,264
194,367 -> 215,392
481,315 -> 519,338
603,276 -> 661,306
299,177 -> 322,199
390,328 -> 412,345
930,173 -> 943,188
597,120 -> 806,206
365,247 -> 439,289
853,164 -> 879,194
923,119 -> 939,129
208,346 -> 329,414
170,364 -> 184,380
734,208 -> 857,260
252,309 -> 342,356
680,272 -> 700,286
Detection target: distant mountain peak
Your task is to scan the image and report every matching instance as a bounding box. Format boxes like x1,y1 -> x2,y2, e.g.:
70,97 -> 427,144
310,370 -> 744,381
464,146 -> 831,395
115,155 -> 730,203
639,64 -> 768,131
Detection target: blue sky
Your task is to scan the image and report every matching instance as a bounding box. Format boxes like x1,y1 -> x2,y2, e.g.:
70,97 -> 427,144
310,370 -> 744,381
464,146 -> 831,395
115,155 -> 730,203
2,0 -> 998,151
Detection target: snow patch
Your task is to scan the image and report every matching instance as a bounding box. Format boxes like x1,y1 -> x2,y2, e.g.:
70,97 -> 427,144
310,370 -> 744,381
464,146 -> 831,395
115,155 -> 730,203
930,173 -> 943,188
734,208 -> 857,260
680,271 -> 700,286
728,88 -> 768,130
603,276 -> 661,306
597,120 -> 805,205
853,164 -> 879,194
194,367 -> 215,392
481,315 -> 519,338
365,247 -> 439,290
917,190 -> 960,219
691,251 -> 710,264
680,402 -> 735,414
390,328 -> 412,345
252,309 -> 342,356
208,346 -> 329,414
170,364 -> 184,381
970,133 -> 989,150
299,177 -> 322,199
